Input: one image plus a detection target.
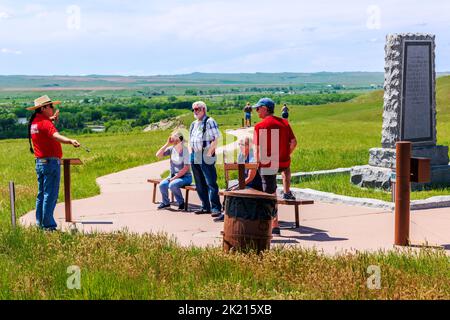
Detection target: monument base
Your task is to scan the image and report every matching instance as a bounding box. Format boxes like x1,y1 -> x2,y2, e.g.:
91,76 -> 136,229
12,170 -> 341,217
369,145 -> 449,168
350,164 -> 450,191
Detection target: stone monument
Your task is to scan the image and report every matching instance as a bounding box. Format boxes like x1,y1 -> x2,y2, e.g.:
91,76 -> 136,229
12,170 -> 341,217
351,33 -> 450,190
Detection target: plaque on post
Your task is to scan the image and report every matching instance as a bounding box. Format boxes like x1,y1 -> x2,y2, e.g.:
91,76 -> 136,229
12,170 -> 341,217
351,33 -> 450,190
62,158 -> 83,222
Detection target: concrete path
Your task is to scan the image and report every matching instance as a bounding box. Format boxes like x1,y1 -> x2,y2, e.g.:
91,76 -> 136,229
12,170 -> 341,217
20,127 -> 450,255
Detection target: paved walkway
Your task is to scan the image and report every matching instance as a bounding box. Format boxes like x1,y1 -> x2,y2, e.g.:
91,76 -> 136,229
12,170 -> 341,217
20,128 -> 450,255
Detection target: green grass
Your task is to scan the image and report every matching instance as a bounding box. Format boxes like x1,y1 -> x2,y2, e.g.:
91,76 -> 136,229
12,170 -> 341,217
1,78 -> 450,299
0,228 -> 448,299
0,131 -> 170,225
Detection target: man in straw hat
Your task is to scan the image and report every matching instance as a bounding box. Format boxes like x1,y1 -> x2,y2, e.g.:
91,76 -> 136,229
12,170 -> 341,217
27,95 -> 81,231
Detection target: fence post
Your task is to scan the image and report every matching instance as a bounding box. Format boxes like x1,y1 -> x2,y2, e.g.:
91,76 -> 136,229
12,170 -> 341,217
394,142 -> 411,246
9,181 -> 16,228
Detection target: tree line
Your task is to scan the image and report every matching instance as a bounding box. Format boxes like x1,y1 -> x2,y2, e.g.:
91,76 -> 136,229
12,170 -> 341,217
0,92 -> 357,139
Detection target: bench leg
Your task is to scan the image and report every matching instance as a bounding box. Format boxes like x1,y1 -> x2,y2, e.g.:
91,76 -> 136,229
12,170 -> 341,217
171,192 -> 174,203
184,189 -> 189,211
295,205 -> 299,228
152,183 -> 157,204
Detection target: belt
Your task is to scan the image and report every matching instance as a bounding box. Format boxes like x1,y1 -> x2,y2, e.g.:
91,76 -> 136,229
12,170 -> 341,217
36,158 -> 61,164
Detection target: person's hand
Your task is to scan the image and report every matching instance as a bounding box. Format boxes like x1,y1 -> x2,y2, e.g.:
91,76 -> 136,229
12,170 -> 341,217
206,149 -> 214,157
71,139 -> 80,148
166,136 -> 173,145
49,109 -> 59,122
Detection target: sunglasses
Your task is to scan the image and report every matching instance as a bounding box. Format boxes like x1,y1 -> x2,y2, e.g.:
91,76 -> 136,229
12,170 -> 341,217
192,107 -> 203,112
256,105 -> 267,112
44,104 -> 54,109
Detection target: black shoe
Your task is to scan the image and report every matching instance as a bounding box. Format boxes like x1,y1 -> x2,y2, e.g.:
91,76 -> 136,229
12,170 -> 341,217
178,203 -> 185,210
213,214 -> 224,222
194,209 -> 211,215
157,203 -> 171,210
211,211 -> 222,218
282,191 -> 296,201
271,227 -> 281,235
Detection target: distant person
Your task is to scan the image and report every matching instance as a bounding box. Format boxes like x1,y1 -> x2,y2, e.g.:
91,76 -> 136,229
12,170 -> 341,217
155,131 -> 192,210
214,136 -> 262,222
189,101 -> 222,217
253,98 -> 297,235
244,102 -> 252,127
27,95 -> 80,231
281,103 -> 289,119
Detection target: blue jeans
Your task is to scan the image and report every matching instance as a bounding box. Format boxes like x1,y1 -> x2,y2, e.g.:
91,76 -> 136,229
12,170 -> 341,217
159,175 -> 192,205
35,158 -> 61,230
191,152 -> 222,212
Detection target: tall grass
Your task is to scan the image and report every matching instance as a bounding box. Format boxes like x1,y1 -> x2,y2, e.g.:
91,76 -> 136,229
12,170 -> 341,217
0,228 -> 448,299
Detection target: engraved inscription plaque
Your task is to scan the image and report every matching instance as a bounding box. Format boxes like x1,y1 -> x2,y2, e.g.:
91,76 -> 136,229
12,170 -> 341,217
401,41 -> 433,143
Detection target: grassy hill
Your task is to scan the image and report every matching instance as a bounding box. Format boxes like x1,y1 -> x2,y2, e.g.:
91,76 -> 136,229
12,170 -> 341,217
0,72 -> 384,88
2,77 -> 450,224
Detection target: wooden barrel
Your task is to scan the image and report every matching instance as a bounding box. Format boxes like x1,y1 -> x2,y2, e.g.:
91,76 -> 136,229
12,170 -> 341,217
222,189 -> 277,254
223,215 -> 272,253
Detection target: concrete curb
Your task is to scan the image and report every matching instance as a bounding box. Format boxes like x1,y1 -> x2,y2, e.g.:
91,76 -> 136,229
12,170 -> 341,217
289,187 -> 395,210
289,187 -> 450,211
277,167 -> 351,183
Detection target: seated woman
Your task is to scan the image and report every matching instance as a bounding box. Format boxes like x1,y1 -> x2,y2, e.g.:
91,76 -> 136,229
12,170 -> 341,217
236,136 -> 263,191
155,131 -> 192,210
214,137 -> 262,222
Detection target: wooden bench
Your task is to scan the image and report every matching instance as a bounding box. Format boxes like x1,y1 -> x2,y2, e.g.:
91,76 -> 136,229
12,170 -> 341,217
148,160 -> 314,227
148,178 -> 224,212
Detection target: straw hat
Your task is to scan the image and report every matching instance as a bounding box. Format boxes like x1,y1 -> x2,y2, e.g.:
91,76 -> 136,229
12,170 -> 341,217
26,95 -> 61,111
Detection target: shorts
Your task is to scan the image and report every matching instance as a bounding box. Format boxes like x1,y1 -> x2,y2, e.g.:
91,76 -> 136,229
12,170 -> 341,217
259,167 -> 290,194
245,112 -> 251,120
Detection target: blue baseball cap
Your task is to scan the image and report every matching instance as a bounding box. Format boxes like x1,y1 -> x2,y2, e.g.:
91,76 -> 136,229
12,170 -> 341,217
252,97 -> 275,113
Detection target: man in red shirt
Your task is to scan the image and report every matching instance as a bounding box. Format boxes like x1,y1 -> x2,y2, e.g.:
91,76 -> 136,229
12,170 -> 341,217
27,95 -> 80,231
253,98 -> 297,235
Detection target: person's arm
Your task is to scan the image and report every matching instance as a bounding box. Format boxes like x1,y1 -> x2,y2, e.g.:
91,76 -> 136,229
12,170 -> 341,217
52,132 -> 80,147
245,168 -> 257,185
156,137 -> 172,158
207,139 -> 218,157
169,165 -> 190,181
206,119 -> 220,157
289,138 -> 297,155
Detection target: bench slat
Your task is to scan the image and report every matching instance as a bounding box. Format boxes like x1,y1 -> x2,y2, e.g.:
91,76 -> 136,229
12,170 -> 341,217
277,199 -> 314,205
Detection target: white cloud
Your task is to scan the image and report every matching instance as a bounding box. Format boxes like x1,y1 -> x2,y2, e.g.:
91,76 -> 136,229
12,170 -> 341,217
1,48 -> 22,55
0,11 -> 10,19
1,0 -> 450,74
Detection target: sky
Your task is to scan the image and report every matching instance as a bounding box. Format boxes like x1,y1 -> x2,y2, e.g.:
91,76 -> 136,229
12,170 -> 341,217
0,0 -> 450,75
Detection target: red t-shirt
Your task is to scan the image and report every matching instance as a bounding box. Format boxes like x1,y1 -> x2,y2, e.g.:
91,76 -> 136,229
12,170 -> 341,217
253,115 -> 296,169
31,113 -> 62,159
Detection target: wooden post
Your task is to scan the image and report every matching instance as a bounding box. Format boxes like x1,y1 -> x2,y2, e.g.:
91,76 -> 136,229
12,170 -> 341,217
152,183 -> 157,204
238,163 -> 245,189
394,142 -> 411,246
9,181 -> 16,228
62,158 -> 83,223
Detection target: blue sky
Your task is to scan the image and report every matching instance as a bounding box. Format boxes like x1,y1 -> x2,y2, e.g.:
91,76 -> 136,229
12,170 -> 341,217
1,0 -> 449,75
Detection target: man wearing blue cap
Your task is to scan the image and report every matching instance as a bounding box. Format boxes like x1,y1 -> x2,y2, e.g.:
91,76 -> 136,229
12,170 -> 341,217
252,97 -> 297,235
